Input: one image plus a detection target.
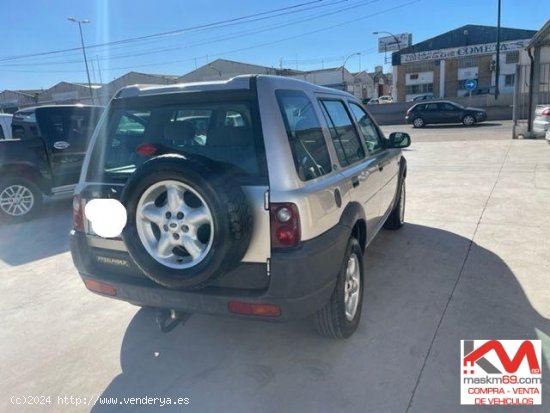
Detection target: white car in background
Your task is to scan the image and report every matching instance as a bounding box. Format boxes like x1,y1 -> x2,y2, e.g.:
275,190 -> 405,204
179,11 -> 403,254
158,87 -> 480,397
533,104 -> 550,139
378,95 -> 393,104
0,113 -> 13,140
367,95 -> 393,105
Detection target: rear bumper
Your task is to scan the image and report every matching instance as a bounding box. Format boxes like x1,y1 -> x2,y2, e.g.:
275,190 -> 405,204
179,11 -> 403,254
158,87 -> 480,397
70,224 -> 350,321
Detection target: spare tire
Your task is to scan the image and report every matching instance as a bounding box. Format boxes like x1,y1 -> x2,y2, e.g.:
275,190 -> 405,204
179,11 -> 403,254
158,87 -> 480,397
121,154 -> 253,289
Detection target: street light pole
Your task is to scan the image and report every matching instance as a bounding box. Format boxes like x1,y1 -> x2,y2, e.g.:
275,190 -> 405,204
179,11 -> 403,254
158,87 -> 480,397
68,17 -> 95,104
342,52 -> 361,85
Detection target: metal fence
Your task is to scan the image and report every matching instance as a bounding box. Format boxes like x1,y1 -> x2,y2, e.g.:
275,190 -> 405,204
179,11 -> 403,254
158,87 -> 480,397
513,62 -> 550,137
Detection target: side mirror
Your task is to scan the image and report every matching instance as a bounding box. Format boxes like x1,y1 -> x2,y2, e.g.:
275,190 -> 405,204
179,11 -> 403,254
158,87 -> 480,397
388,132 -> 411,148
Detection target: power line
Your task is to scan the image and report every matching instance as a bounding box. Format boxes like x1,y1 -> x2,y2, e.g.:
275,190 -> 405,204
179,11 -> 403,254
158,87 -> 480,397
0,0 -> 368,67
0,0 -> 416,75
0,0 -> 337,63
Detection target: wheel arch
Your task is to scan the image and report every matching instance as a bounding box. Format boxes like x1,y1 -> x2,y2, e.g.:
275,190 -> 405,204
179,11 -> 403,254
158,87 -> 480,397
339,201 -> 367,252
0,164 -> 50,195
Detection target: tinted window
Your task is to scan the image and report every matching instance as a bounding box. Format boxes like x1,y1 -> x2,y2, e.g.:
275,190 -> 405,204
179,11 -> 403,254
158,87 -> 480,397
36,107 -> 102,149
0,124 -> 4,139
439,103 -> 458,111
12,125 -> 25,140
320,100 -> 365,166
425,103 -> 439,111
276,90 -> 331,181
349,103 -> 384,153
89,101 -> 264,183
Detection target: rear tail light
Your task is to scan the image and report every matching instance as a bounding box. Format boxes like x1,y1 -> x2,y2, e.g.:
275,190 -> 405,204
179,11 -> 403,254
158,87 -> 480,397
228,301 -> 281,317
84,279 -> 117,296
542,108 -> 550,116
73,195 -> 85,232
270,203 -> 300,248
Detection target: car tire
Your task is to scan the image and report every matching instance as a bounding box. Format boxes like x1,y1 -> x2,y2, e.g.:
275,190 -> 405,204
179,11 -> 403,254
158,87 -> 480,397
413,117 -> 425,128
315,237 -> 364,339
0,177 -> 43,223
463,115 -> 476,126
384,179 -> 405,230
121,154 -> 253,289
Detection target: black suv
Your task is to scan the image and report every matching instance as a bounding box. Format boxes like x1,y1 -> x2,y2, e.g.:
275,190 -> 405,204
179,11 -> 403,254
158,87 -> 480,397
405,101 -> 487,128
0,105 -> 103,222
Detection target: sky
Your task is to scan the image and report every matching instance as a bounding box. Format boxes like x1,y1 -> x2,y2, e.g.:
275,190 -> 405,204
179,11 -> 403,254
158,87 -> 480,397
1,0 -> 548,91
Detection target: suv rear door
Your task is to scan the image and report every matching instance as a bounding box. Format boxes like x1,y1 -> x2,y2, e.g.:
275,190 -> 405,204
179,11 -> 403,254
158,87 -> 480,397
86,93 -> 271,266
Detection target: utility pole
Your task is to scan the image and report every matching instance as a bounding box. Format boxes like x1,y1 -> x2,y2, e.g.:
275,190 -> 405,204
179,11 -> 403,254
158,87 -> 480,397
68,17 -> 95,104
494,0 -> 501,100
96,56 -> 103,84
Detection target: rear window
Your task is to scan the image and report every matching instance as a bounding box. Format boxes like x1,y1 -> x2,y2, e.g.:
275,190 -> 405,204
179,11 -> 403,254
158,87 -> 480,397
87,100 -> 264,183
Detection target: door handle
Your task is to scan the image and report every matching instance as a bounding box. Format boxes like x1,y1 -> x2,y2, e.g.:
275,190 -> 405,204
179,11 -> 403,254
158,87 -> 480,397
351,176 -> 360,188
53,141 -> 70,150
359,170 -> 370,181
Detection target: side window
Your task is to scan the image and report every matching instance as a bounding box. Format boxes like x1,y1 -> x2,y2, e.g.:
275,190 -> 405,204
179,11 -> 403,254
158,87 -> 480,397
276,90 -> 332,181
224,111 -> 246,127
12,125 -> 25,140
349,103 -> 384,154
440,103 -> 457,111
0,124 -> 4,139
425,103 -> 439,111
320,99 -> 365,167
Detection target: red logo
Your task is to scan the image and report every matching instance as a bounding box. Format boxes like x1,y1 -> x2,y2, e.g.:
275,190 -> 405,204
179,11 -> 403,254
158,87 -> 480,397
464,340 -> 541,374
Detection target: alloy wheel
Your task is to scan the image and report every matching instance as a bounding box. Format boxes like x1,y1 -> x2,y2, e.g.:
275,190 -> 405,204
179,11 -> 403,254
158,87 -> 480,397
135,180 -> 214,269
0,184 -> 34,217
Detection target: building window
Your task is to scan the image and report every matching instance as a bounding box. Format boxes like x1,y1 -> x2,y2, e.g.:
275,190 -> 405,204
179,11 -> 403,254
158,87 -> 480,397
505,51 -> 519,64
405,83 -> 433,94
458,56 -> 480,68
409,73 -> 419,80
505,74 -> 515,87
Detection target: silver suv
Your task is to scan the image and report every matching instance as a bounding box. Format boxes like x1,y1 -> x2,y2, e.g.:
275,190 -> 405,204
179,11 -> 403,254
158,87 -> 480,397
70,75 -> 410,338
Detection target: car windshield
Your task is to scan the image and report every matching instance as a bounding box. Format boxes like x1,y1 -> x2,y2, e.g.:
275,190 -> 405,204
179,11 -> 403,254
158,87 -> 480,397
87,99 -> 264,183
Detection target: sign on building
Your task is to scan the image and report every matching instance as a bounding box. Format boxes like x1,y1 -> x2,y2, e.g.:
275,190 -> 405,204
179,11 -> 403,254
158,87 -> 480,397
377,33 -> 412,52
400,39 -> 529,63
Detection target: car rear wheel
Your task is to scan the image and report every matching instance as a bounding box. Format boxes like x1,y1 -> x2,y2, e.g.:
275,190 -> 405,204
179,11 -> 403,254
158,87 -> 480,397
463,115 -> 476,126
413,117 -> 425,128
315,237 -> 364,338
0,178 -> 42,223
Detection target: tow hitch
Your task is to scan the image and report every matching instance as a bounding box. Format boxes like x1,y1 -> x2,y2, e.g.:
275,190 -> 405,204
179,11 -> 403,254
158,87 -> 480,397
155,309 -> 191,333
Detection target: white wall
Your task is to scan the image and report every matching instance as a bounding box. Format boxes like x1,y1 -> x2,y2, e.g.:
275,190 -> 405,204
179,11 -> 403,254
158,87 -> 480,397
405,71 -> 433,85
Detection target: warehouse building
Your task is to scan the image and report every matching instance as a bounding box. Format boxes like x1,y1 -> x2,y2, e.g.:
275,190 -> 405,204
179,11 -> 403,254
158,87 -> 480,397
391,25 -> 537,102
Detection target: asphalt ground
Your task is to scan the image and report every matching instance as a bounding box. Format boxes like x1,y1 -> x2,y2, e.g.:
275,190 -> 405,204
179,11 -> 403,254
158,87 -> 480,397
1,121 -> 549,412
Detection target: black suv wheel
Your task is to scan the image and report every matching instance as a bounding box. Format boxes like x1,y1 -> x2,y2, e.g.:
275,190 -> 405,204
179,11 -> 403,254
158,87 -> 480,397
0,178 -> 42,223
